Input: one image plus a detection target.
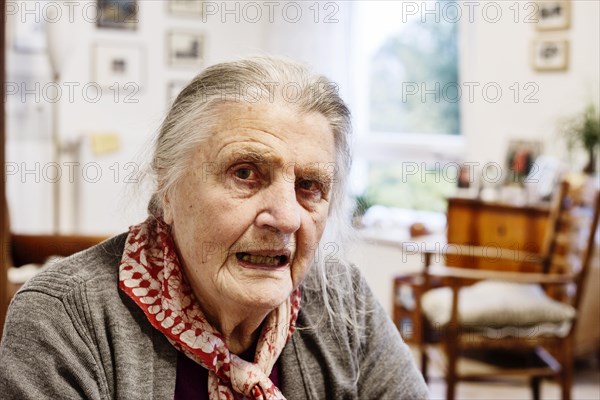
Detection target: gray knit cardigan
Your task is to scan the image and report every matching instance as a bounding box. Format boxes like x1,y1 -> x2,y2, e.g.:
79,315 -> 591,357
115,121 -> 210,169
0,234 -> 428,399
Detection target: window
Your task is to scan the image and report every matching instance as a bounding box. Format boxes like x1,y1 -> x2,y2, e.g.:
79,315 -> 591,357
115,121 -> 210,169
350,1 -> 464,213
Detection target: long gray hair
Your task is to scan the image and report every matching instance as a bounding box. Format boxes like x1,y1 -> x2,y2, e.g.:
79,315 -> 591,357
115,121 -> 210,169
147,56 -> 357,331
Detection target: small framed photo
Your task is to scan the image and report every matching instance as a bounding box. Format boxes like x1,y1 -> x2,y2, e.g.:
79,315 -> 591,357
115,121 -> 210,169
457,164 -> 473,189
169,0 -> 203,16
504,140 -> 542,185
455,163 -> 480,198
167,80 -> 189,107
536,1 -> 570,30
93,43 -> 145,88
532,40 -> 569,71
97,0 -> 138,30
167,31 -> 205,68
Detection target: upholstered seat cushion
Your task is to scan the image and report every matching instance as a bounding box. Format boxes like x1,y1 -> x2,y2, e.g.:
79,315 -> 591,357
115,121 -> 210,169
421,280 -> 576,337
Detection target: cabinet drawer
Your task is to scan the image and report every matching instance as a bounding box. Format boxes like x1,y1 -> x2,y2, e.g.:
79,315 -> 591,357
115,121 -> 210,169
477,210 -> 530,248
446,197 -> 550,272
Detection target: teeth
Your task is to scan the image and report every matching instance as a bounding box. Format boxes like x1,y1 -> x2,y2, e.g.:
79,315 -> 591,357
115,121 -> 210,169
240,254 -> 283,266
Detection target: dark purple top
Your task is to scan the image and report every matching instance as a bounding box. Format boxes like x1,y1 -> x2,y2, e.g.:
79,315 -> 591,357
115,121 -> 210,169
174,349 -> 281,399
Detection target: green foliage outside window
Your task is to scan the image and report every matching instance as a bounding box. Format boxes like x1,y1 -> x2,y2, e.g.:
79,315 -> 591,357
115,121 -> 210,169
369,8 -> 460,135
363,1 -> 460,212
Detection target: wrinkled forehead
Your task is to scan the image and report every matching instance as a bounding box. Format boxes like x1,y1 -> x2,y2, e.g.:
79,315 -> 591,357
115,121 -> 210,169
182,100 -> 336,173
204,99 -> 332,140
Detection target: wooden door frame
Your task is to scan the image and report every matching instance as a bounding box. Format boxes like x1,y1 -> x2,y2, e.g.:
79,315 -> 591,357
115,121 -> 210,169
1,0 -> 8,336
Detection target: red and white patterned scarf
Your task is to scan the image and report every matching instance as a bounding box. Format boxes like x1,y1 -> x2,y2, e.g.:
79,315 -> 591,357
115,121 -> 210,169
119,218 -> 301,400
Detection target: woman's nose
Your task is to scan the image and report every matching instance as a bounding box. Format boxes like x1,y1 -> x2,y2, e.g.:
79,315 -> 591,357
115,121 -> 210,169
255,181 -> 302,234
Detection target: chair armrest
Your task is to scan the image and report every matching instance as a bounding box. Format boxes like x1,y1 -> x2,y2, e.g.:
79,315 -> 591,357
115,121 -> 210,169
401,242 -> 544,264
427,266 -> 575,285
10,234 -> 108,267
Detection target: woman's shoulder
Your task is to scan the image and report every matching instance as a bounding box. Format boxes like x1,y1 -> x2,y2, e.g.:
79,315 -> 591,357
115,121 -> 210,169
15,233 -> 128,302
300,260 -> 371,314
297,260 -> 377,348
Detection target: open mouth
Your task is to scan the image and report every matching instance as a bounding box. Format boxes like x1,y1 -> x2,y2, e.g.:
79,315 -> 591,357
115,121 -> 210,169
235,252 -> 290,267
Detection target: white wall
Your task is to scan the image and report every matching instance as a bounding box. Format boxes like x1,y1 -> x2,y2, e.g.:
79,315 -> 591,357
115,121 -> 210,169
262,2 -> 353,102
459,0 -> 600,168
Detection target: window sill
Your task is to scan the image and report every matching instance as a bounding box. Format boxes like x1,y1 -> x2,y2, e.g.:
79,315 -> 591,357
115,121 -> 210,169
353,132 -> 465,163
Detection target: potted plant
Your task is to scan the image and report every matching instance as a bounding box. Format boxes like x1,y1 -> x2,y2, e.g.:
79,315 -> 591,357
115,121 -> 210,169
563,104 -> 600,174
352,194 -> 375,228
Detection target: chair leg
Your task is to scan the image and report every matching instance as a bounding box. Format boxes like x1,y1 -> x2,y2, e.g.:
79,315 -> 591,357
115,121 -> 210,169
561,342 -> 573,400
445,332 -> 458,400
420,344 -> 429,383
529,376 -> 541,400
419,313 -> 429,383
445,351 -> 457,400
392,279 -> 401,330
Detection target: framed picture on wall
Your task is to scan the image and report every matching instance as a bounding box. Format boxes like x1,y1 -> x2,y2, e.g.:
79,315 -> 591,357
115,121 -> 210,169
167,31 -> 205,68
531,39 -> 569,71
168,0 -> 203,16
536,0 -> 570,30
97,0 -> 138,30
93,43 -> 145,88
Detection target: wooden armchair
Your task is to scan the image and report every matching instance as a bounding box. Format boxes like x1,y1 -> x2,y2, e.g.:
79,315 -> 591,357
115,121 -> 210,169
394,180 -> 600,400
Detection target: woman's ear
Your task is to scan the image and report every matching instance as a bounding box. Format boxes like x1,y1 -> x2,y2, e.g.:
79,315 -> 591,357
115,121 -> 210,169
162,191 -> 174,225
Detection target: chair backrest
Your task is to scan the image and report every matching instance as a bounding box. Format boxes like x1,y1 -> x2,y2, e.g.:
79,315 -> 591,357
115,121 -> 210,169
547,177 -> 600,310
539,180 -> 569,265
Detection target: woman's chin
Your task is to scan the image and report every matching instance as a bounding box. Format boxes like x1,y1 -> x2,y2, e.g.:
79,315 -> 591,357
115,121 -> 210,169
234,283 -> 293,312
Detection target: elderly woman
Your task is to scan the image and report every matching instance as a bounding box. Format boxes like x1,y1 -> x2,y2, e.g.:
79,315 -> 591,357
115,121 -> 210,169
0,57 -> 428,399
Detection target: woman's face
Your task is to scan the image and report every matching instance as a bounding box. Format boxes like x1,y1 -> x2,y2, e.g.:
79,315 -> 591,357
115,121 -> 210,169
163,101 -> 336,317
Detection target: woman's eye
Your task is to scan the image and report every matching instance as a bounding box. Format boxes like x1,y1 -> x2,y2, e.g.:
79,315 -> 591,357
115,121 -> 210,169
298,180 -> 317,191
297,180 -> 322,198
234,167 -> 255,180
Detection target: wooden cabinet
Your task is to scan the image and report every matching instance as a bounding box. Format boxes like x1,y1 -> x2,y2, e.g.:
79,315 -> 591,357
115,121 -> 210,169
446,197 -> 550,272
